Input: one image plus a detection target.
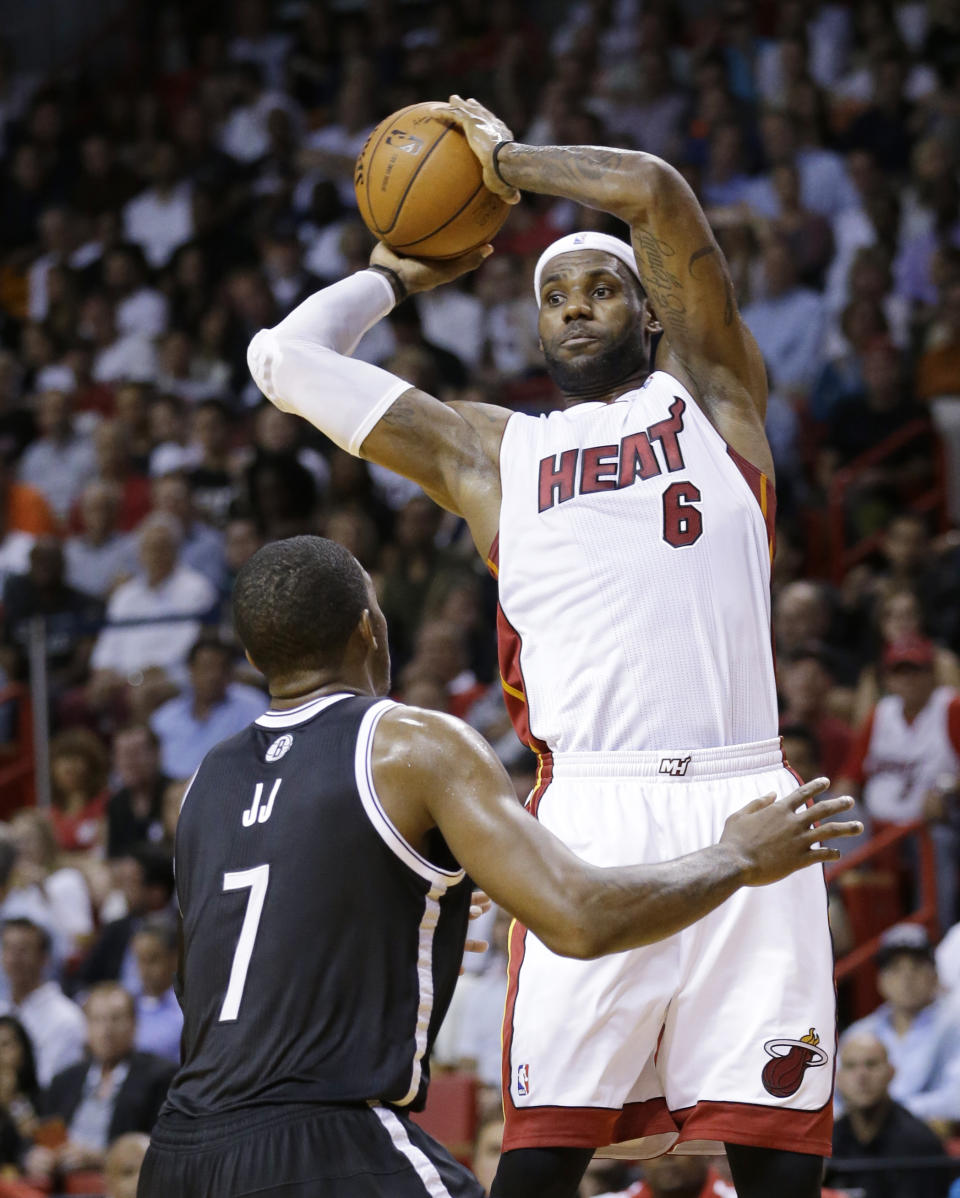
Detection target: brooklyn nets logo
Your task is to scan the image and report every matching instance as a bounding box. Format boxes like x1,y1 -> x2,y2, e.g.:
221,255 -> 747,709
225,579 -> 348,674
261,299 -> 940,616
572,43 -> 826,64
265,734 -> 293,762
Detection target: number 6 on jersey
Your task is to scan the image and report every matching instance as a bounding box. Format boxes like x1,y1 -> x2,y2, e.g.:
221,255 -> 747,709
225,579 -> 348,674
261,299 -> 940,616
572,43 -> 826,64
219,864 -> 270,1022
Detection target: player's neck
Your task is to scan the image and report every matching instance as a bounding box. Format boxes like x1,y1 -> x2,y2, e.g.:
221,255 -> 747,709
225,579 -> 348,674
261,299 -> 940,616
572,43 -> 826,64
266,674 -> 374,709
561,367 -> 649,407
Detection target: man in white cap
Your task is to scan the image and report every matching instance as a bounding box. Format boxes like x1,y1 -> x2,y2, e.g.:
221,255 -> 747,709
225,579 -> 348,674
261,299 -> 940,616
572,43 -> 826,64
247,98 -> 836,1198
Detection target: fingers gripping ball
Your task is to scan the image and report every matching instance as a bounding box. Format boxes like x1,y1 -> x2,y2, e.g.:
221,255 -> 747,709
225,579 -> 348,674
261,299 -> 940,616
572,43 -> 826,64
354,102 -> 511,259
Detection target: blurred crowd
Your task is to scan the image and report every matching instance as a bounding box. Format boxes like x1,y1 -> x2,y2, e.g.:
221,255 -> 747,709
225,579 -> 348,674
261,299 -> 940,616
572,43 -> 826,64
0,0 -> 958,1193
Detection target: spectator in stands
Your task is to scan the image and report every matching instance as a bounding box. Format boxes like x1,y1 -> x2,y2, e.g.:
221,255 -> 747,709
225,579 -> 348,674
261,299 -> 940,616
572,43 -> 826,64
0,918 -> 85,1086
2,536 -> 103,696
103,244 -> 168,341
829,1030 -> 950,1198
87,420 -> 153,534
0,450 -> 56,587
149,634 -> 265,779
774,581 -> 857,684
83,293 -> 159,387
113,384 -> 154,473
778,646 -> 853,780
89,513 -> 218,687
106,725 -> 168,859
184,400 -> 239,528
122,141 -> 193,270
130,916 -> 181,1064
104,1131 -> 150,1198
17,388 -> 95,521
596,1154 -> 734,1197
838,637 -> 960,929
150,471 -> 225,589
0,1014 -> 41,1140
844,925 -> 960,1124
404,619 -> 487,720
48,728 -> 109,854
65,480 -> 137,600
851,586 -> 960,725
77,847 -> 174,996
4,809 -> 94,961
26,983 -> 175,1185
380,494 -> 448,665
827,336 -> 914,461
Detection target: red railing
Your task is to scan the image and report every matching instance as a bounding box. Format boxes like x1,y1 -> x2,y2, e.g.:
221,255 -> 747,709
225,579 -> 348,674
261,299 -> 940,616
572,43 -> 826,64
825,820 -> 938,1016
0,685 -> 34,814
827,418 -> 945,582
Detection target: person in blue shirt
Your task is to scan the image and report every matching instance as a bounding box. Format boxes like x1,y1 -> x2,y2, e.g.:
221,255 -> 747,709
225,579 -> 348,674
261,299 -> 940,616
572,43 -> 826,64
149,635 -> 266,780
131,915 -> 181,1065
843,923 -> 960,1124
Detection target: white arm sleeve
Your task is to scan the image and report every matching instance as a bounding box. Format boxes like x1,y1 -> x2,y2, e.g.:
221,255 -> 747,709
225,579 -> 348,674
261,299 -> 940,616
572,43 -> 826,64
247,269 -> 413,456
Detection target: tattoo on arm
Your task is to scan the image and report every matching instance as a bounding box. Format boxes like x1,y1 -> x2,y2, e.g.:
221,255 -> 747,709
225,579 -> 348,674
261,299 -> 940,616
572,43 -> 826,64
688,244 -> 717,277
635,231 -> 687,335
723,276 -> 735,327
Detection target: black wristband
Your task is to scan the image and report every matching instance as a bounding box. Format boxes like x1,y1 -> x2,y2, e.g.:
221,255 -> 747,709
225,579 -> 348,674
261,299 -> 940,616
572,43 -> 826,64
368,263 -> 407,305
492,140 -> 512,186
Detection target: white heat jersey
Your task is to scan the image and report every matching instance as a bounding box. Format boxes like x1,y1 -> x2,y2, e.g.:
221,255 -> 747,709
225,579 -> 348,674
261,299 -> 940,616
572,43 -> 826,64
493,370 -> 778,754
862,686 -> 960,822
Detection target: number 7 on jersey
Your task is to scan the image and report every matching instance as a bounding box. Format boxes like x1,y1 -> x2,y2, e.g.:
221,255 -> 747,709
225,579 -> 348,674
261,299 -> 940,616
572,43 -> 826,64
219,864 -> 270,1023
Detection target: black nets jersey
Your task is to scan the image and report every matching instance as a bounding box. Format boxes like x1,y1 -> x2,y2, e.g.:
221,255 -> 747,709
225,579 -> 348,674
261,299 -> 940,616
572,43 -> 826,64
164,692 -> 472,1118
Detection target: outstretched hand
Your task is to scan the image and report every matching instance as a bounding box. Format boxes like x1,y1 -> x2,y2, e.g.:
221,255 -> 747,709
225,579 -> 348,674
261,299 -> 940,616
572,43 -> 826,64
446,95 -> 521,205
721,777 -> 862,886
370,241 -> 493,297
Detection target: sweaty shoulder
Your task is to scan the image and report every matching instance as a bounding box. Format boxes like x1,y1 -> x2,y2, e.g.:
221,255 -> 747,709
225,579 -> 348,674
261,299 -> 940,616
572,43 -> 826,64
370,704 -> 496,850
372,704 -> 488,785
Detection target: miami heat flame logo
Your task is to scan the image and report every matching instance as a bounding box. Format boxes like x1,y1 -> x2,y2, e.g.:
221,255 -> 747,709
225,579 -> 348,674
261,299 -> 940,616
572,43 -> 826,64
761,1028 -> 828,1097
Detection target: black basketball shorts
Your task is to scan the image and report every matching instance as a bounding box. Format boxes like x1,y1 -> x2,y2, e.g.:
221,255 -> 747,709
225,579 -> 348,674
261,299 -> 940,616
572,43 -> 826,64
138,1102 -> 485,1198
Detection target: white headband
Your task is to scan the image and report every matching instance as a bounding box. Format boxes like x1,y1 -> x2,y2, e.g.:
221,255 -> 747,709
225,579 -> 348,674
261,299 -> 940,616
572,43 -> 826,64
533,232 -> 642,306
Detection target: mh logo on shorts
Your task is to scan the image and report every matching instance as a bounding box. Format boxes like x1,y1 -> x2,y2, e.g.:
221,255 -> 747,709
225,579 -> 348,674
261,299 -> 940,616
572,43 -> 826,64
517,1063 -> 530,1097
658,756 -> 691,777
761,1028 -> 828,1097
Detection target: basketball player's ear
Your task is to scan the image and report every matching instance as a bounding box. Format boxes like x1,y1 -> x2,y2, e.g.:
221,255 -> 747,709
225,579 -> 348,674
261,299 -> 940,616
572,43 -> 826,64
358,609 -> 378,652
644,301 -> 662,336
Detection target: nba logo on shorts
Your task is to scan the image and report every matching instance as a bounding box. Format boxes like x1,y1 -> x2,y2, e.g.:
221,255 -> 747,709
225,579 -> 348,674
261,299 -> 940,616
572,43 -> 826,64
517,1063 -> 530,1096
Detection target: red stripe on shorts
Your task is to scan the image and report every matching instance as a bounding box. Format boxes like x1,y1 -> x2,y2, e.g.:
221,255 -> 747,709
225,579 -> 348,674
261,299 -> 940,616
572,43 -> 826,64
502,1096 -> 676,1152
672,1097 -> 833,1158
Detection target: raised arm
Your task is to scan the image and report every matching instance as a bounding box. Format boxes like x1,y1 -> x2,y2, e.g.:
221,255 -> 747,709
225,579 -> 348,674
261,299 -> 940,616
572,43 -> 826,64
447,97 -> 768,432
246,247 -> 508,553
373,708 -> 860,959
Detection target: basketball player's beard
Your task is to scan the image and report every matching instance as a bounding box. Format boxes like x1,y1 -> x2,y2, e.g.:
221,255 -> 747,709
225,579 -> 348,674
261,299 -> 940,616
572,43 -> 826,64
543,327 -> 650,401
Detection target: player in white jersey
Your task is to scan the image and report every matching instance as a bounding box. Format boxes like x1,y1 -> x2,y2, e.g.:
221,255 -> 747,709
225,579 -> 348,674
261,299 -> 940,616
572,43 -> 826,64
246,97 -> 845,1198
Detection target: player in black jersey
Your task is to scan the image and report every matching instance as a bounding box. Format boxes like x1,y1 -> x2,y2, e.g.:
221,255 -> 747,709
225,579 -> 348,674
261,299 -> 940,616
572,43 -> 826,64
139,537 -> 859,1198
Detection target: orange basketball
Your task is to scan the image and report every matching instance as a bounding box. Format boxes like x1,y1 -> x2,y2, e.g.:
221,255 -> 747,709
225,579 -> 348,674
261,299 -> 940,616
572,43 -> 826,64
354,101 -> 511,260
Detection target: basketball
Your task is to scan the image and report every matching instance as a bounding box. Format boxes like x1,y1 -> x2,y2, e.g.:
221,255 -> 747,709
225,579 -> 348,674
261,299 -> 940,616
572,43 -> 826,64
354,101 -> 511,259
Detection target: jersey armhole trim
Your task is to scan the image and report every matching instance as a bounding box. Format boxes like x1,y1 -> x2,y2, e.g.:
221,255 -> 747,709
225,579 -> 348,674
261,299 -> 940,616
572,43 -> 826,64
356,701 -> 465,889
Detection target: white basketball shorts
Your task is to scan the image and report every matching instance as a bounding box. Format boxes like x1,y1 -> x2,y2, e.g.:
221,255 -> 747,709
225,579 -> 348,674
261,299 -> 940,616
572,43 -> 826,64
501,739 -> 836,1159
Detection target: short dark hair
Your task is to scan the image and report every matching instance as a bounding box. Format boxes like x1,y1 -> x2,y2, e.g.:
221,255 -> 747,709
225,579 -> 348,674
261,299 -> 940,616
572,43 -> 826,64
130,844 -> 175,898
0,1015 -> 38,1098
1,918 -> 51,955
233,536 -> 368,678
134,913 -> 179,953
187,634 -> 233,667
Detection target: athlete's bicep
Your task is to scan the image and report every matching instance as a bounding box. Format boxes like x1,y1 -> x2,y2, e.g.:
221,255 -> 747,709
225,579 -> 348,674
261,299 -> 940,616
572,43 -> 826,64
373,711 -> 595,958
629,163 -> 765,405
360,388 -> 501,517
